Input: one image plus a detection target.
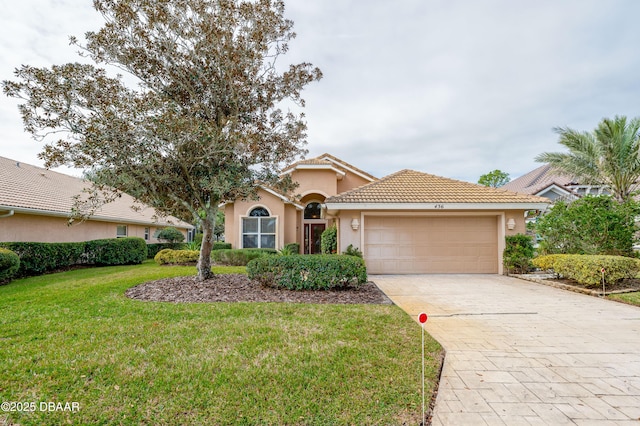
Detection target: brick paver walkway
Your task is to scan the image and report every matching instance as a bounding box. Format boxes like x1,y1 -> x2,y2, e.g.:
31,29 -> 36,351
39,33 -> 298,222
373,275 -> 640,425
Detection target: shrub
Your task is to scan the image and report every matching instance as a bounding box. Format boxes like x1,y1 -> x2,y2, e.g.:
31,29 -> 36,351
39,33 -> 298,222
535,196 -> 639,256
503,234 -> 535,274
154,249 -> 200,265
147,242 -> 187,259
247,254 -> 367,290
278,246 -> 296,256
531,254 -> 565,275
0,242 -> 86,276
84,237 -> 148,265
320,226 -> 337,254
0,248 -> 20,283
186,241 -> 200,250
212,248 -> 277,266
213,242 -> 232,250
155,227 -> 186,243
532,254 -> 640,287
342,244 -> 363,258
283,243 -> 300,254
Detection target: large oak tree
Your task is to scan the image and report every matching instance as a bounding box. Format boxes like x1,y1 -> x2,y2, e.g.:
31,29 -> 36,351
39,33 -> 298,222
3,0 -> 322,280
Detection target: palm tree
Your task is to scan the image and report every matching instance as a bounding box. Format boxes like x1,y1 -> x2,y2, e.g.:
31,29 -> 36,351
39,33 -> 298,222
536,115 -> 640,202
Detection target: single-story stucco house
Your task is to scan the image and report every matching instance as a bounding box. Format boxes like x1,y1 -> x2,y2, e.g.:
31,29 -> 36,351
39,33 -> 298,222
0,156 -> 194,243
224,153 -> 548,274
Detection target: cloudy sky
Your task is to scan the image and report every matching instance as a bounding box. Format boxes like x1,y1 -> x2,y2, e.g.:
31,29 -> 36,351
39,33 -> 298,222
1,0 -> 640,183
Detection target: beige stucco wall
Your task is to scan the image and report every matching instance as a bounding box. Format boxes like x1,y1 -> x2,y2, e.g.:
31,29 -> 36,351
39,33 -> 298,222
337,173 -> 373,194
504,210 -> 527,236
291,169 -> 339,198
224,188 -> 300,250
0,212 -> 186,243
284,204 -> 300,249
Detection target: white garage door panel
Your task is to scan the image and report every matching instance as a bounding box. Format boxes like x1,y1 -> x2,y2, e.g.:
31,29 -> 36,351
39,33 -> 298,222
364,216 -> 498,274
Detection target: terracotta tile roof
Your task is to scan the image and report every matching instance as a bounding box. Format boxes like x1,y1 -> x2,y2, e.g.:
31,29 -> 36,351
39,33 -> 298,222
325,169 -> 548,204
501,164 -> 577,195
281,153 -> 377,181
0,156 -> 192,228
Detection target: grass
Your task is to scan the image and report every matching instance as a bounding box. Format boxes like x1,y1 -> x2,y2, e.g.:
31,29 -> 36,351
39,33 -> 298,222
0,261 -> 442,425
608,291 -> 640,306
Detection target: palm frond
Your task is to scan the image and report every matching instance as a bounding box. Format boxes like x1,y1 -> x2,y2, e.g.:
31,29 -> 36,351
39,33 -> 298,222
540,116 -> 640,201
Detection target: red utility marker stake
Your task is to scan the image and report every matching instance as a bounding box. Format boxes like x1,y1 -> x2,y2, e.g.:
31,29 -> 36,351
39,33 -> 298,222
419,312 -> 428,425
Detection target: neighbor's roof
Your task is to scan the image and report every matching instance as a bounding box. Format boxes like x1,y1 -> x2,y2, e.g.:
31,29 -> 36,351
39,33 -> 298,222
281,153 -> 377,182
501,164 -> 577,195
0,156 -> 193,228
325,169 -> 549,208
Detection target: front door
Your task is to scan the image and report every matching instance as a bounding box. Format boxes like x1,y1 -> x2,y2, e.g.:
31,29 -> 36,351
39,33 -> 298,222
304,223 -> 325,254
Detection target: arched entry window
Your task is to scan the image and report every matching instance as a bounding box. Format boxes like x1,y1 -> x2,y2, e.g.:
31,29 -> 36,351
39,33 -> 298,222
242,207 -> 276,248
304,202 -> 322,219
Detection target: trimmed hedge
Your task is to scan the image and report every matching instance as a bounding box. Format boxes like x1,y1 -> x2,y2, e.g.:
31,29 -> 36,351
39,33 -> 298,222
147,243 -> 187,259
212,248 -> 277,266
533,254 -> 640,287
213,242 -> 232,250
0,242 -> 86,276
84,238 -> 148,266
0,237 -> 147,277
247,254 -> 368,290
154,249 -> 200,265
0,248 -> 20,283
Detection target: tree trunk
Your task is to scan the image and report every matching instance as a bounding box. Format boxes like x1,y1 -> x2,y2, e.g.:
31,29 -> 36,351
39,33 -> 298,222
196,206 -> 217,281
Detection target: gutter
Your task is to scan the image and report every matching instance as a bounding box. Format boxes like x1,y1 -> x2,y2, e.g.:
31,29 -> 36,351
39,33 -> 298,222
324,202 -> 549,211
0,209 -> 15,218
0,205 -> 194,229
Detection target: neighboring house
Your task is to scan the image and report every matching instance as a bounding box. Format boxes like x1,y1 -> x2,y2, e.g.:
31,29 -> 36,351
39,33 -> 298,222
224,154 -> 548,274
501,164 -> 610,201
0,156 -> 194,243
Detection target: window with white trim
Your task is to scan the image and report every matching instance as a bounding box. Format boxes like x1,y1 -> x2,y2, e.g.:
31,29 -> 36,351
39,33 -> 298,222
242,207 -> 276,249
116,225 -> 128,238
144,227 -> 150,241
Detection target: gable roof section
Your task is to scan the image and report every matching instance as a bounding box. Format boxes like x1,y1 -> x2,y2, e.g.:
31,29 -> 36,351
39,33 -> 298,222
0,156 -> 193,228
325,169 -> 548,210
501,164 -> 577,195
281,153 -> 377,182
259,185 -> 305,210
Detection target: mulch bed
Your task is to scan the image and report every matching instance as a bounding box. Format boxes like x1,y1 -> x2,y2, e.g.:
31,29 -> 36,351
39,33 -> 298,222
126,274 -> 393,305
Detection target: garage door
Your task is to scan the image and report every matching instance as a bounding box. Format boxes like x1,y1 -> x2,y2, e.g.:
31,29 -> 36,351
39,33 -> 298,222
364,216 -> 498,274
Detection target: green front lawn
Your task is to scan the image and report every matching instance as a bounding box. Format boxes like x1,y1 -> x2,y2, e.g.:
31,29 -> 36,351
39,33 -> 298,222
608,291 -> 640,307
0,261 -> 442,425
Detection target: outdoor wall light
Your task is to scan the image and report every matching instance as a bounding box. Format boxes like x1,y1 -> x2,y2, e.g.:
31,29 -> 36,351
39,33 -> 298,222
351,218 -> 360,231
506,218 -> 516,230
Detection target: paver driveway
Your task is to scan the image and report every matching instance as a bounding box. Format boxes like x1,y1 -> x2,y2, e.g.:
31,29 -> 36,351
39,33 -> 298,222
373,274 -> 640,426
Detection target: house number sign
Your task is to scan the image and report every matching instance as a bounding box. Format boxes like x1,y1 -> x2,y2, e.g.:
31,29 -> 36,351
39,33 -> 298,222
434,204 -> 445,209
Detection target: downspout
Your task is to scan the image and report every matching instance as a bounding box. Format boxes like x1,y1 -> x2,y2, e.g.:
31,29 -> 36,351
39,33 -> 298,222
0,210 -> 15,218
